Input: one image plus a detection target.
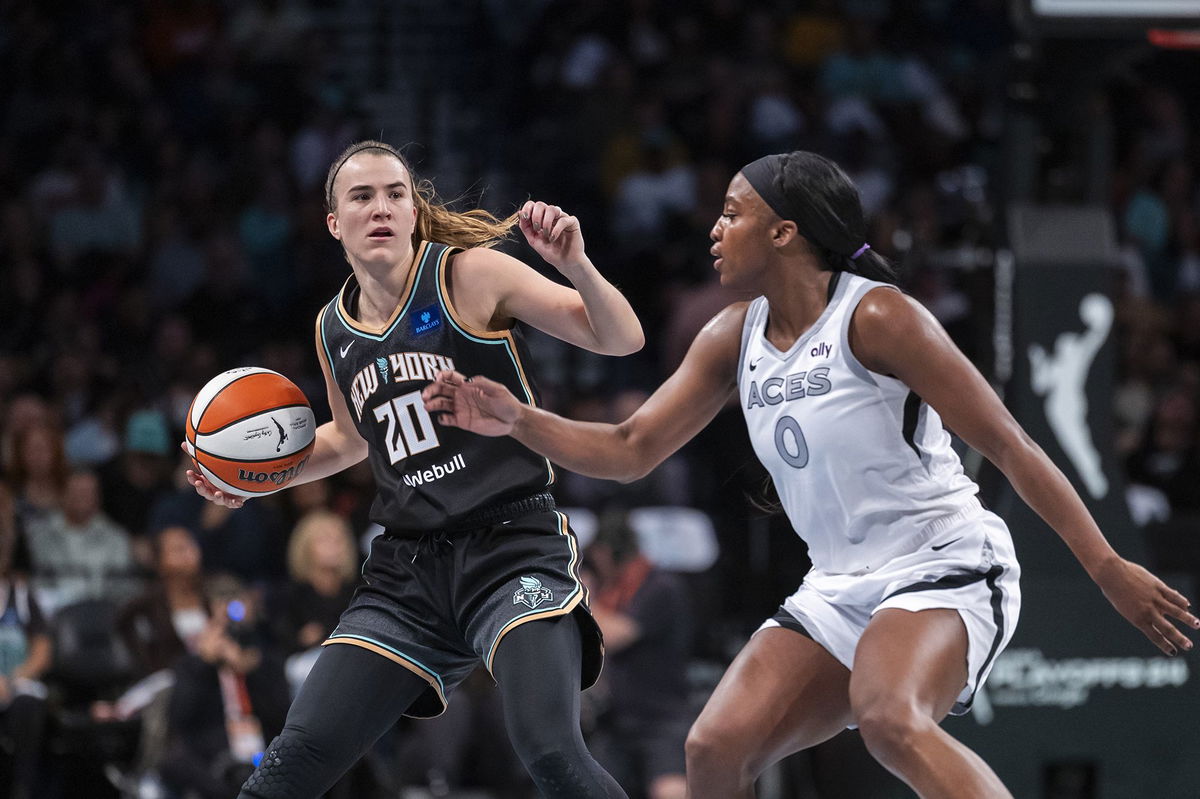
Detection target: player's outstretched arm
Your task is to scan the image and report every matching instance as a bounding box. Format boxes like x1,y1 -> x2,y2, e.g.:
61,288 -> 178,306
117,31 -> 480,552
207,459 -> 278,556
851,287 -> 1199,655
424,303 -> 746,482
449,201 -> 643,356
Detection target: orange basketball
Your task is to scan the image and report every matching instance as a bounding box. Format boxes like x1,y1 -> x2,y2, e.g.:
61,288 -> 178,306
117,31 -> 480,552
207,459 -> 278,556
184,367 -> 317,497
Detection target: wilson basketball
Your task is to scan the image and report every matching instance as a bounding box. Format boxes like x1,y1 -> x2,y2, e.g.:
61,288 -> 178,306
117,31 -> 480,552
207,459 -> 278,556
185,367 -> 316,497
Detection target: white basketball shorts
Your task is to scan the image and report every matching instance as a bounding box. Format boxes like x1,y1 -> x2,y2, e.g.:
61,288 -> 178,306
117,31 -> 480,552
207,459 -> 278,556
760,506 -> 1022,715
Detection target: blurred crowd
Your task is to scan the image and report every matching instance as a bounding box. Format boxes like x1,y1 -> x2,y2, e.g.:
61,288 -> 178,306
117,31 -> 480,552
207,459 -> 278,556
1,0 -> 1198,797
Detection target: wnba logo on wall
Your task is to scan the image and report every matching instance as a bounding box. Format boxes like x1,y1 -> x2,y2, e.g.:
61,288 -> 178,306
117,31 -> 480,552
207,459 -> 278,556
513,576 -> 553,609
237,454 -> 311,486
1027,294 -> 1113,499
972,647 -> 1189,724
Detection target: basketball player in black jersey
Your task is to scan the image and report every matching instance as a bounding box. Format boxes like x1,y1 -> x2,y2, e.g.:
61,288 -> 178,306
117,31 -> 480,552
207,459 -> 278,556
185,140 -> 641,798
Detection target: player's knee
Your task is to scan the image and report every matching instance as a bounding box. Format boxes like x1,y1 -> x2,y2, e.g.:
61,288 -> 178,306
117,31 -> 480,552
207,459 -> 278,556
685,718 -> 759,778
854,698 -> 928,763
237,729 -> 326,799
517,742 -> 624,798
522,749 -> 592,796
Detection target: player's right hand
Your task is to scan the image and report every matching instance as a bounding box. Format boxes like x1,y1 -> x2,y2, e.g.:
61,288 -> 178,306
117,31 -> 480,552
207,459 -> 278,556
180,442 -> 246,508
423,370 -> 522,437
1094,556 -> 1197,656
518,200 -> 584,272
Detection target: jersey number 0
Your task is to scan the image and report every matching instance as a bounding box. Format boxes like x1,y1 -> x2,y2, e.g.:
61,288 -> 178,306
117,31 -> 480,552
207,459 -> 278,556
775,415 -> 809,468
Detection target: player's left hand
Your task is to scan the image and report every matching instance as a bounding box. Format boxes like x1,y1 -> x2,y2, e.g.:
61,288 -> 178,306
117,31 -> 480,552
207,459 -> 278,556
519,200 -> 584,271
1094,557 -> 1198,655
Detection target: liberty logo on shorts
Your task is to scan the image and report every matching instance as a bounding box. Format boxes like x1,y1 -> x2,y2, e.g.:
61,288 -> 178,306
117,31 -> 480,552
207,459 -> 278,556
513,576 -> 553,609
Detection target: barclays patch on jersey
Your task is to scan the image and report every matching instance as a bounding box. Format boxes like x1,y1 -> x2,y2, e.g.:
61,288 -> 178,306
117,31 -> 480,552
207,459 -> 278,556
411,304 -> 443,336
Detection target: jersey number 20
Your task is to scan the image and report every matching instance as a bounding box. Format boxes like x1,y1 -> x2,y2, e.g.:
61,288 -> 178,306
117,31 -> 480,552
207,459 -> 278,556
373,390 -> 440,464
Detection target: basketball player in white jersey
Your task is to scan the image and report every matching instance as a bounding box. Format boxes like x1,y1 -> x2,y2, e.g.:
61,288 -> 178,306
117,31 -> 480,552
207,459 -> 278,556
423,151 -> 1198,798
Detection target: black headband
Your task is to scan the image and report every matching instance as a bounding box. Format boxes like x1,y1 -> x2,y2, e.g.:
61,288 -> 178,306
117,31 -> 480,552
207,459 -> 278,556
741,154 -> 806,225
740,153 -> 871,261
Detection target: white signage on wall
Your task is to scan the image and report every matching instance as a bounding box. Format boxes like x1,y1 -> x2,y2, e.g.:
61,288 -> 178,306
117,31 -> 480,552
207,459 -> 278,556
974,648 -> 1189,725
1027,294 -> 1112,499
1032,0 -> 1200,18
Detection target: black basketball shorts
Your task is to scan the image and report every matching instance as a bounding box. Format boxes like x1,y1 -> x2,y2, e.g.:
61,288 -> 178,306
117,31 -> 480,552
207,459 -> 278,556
323,507 -> 603,718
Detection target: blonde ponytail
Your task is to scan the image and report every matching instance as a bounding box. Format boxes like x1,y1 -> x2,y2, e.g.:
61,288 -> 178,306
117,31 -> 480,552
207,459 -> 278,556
412,177 -> 517,250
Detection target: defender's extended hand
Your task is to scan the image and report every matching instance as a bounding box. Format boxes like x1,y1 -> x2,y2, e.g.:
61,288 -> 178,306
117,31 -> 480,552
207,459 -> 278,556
1094,556 -> 1198,656
423,370 -> 523,437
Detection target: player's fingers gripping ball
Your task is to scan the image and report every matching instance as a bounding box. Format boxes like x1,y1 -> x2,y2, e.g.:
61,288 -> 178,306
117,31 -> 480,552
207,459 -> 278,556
185,367 -> 316,496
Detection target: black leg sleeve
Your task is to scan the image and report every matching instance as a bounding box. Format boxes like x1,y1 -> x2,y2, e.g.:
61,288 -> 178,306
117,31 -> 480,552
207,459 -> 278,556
238,644 -> 428,799
493,614 -> 628,798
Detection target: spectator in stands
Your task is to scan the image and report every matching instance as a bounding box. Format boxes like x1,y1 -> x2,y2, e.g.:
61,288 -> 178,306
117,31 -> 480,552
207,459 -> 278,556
47,150 -> 142,265
100,410 -> 176,561
149,463 -> 288,583
5,422 -> 69,524
278,477 -> 333,538
611,133 -> 698,245
273,510 -> 358,696
117,523 -> 208,678
159,573 -> 289,799
0,482 -> 51,799
584,512 -> 692,799
25,469 -> 136,613
111,523 -> 208,792
1125,387 -> 1200,511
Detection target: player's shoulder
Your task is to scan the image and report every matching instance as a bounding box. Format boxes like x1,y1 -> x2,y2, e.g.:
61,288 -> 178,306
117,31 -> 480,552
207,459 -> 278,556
445,244 -> 527,294
441,245 -> 528,320
849,284 -> 941,372
448,244 -> 521,271
694,300 -> 753,362
851,284 -> 924,336
702,299 -> 753,336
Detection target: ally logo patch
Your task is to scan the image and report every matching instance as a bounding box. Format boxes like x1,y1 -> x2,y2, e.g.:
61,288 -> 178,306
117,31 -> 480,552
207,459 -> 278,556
411,304 -> 442,336
513,576 -> 553,609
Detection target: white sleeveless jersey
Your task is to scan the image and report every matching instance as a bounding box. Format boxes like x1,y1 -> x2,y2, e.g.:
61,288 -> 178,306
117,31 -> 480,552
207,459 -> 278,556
738,272 -> 980,574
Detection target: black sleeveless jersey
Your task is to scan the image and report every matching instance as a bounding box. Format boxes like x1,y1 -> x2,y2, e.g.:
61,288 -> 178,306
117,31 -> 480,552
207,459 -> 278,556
316,241 -> 555,534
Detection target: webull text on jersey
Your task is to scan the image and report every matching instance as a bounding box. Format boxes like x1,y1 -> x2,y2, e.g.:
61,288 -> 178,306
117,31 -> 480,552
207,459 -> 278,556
403,453 -> 466,487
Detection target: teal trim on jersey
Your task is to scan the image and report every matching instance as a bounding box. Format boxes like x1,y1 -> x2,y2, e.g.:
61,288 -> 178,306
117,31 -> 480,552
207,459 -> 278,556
319,301 -> 339,383
440,314 -> 534,403
557,508 -> 589,606
325,633 -> 445,694
434,247 -> 554,484
333,243 -> 435,341
433,250 -> 554,488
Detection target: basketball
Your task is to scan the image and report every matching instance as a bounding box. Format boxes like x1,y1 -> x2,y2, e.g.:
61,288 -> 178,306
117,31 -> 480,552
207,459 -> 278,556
184,367 -> 317,497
